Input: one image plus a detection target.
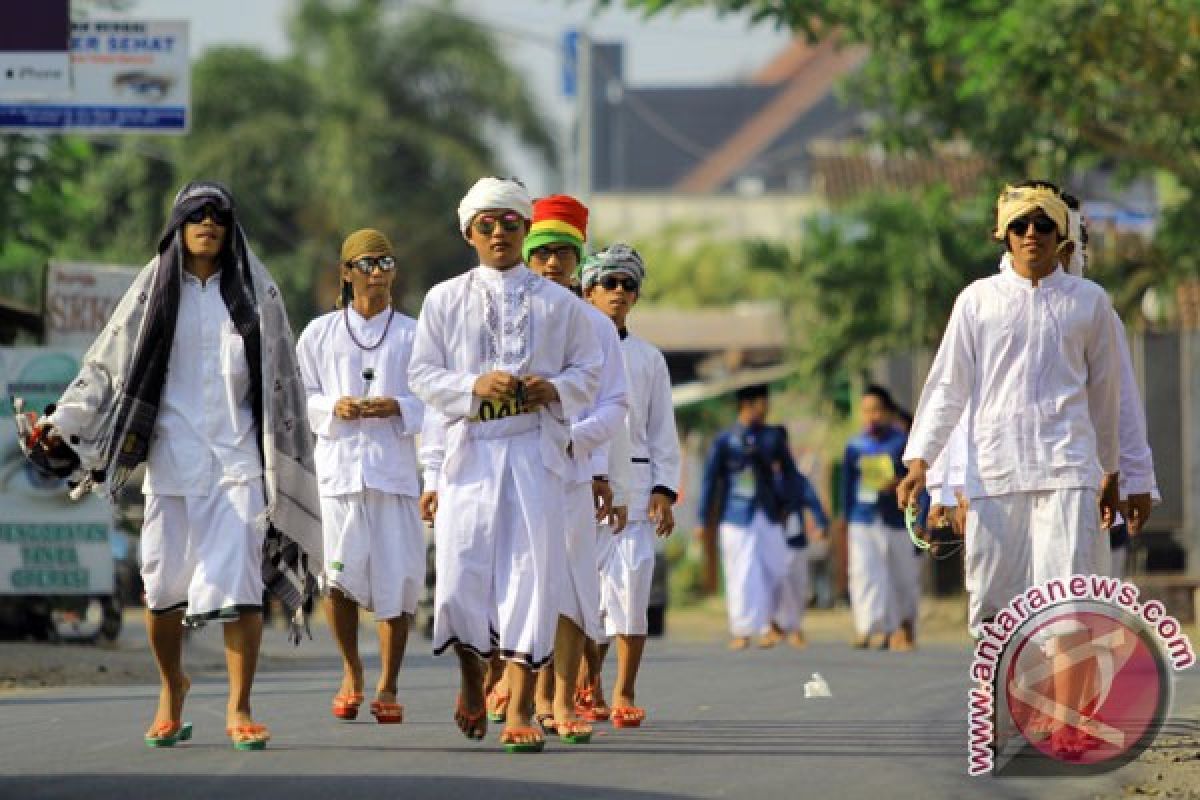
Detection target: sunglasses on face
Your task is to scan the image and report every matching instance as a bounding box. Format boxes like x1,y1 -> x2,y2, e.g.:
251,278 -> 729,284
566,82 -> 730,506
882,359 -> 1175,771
346,255 -> 396,274
598,275 -> 639,292
529,245 -> 578,262
1008,215 -> 1057,236
185,203 -> 232,227
472,212 -> 524,236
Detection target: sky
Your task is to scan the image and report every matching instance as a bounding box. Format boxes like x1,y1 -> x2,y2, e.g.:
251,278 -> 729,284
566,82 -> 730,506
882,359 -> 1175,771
114,0 -> 795,190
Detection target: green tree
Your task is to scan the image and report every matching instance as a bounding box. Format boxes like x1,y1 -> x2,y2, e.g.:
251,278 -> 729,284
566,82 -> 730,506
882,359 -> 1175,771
627,224 -> 787,308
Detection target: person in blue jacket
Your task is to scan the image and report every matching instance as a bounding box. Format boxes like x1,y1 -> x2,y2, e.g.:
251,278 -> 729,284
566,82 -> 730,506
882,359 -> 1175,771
768,468 -> 830,649
698,384 -> 803,650
842,384 -> 920,651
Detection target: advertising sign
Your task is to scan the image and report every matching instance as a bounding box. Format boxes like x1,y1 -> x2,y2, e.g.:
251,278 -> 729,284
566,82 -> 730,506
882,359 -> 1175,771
0,348 -> 114,596
0,19 -> 189,132
0,0 -> 71,98
43,261 -> 139,348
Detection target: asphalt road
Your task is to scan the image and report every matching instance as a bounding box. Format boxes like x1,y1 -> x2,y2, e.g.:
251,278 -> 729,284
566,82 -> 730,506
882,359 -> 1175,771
2,619 -> 1197,800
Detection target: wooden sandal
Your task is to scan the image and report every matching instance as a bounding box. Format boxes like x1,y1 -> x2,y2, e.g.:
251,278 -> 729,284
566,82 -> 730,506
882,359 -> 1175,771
332,691 -> 364,721
611,706 -> 646,729
226,723 -> 270,751
370,699 -> 404,724
556,718 -> 593,745
500,725 -> 545,753
144,721 -> 193,748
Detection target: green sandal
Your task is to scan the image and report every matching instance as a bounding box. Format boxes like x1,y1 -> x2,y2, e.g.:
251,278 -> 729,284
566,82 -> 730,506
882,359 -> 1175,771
501,726 -> 546,753
144,721 -> 192,748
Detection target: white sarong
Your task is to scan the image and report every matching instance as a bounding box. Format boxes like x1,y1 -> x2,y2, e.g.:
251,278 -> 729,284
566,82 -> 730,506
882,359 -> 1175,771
718,511 -> 789,638
320,489 -> 424,620
772,545 -> 809,633
848,519 -> 896,637
965,488 -> 1108,636
141,478 -> 266,622
432,417 -> 564,669
597,519 -> 656,638
564,480 -> 604,642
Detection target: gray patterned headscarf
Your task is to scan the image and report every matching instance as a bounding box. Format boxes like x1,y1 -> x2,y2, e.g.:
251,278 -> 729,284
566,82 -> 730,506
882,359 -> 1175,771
579,243 -> 645,290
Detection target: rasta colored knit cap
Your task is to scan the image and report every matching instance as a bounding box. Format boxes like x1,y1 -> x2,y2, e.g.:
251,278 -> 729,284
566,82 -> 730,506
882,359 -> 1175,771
341,228 -> 394,264
523,194 -> 589,261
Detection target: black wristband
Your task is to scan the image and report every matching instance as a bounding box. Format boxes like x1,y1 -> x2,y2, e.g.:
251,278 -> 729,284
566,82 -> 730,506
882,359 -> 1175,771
592,475 -> 609,482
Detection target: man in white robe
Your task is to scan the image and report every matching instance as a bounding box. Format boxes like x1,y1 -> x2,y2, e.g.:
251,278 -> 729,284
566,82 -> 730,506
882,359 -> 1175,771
296,229 -> 425,725
520,194 -> 628,743
898,181 -> 1122,758
581,244 -> 681,729
409,177 -> 602,753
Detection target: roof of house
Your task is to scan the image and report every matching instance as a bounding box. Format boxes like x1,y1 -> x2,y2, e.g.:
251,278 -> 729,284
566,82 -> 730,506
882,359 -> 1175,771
589,37 -> 866,194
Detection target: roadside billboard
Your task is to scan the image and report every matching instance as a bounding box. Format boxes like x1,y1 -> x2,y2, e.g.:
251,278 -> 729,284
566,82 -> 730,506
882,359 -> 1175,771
43,261 -> 138,348
0,0 -> 71,98
0,19 -> 189,133
0,348 -> 114,596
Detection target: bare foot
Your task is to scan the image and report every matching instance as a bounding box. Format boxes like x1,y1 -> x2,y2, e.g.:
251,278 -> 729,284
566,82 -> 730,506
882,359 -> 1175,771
787,631 -> 807,650
338,667 -> 365,699
758,628 -> 782,649
455,655 -> 487,739
150,674 -> 190,730
729,636 -> 751,651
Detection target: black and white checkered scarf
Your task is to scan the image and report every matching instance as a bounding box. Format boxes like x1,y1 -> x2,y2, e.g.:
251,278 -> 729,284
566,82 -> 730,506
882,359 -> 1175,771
55,181 -> 322,642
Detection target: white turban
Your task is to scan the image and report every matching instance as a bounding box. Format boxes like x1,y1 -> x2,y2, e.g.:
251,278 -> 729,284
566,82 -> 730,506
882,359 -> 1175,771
457,177 -> 533,234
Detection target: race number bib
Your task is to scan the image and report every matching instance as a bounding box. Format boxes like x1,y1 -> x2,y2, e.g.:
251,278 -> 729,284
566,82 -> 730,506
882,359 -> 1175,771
472,393 -> 533,422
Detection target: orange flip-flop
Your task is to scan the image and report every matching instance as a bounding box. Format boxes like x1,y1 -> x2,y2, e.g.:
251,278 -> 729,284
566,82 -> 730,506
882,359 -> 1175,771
500,725 -> 545,753
486,687 -> 511,723
575,686 -> 610,722
332,692 -> 364,721
226,723 -> 270,751
144,721 -> 193,748
455,693 -> 487,741
370,699 -> 404,724
611,706 -> 646,728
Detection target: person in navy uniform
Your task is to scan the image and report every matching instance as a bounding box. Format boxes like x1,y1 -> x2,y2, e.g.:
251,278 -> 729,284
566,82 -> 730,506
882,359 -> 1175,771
697,384 -> 804,650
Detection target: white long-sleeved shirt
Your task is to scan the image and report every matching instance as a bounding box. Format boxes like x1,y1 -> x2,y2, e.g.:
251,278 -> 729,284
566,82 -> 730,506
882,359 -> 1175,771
568,302 -> 628,486
926,279 -> 1159,505
621,331 -> 681,521
52,269 -> 262,496
408,265 -> 602,482
905,266 -> 1121,498
295,306 -> 424,498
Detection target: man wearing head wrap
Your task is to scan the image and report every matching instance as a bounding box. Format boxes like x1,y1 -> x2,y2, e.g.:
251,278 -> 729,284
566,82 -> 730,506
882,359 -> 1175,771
580,243 -> 681,729
927,193 -> 1158,582
295,229 -> 425,726
697,383 -> 827,651
408,177 -> 602,753
898,180 -> 1123,758
498,194 -> 629,742
35,182 -> 321,751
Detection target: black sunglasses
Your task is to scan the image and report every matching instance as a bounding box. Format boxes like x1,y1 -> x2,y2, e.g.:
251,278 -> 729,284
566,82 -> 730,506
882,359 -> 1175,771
473,212 -> 524,236
185,203 -> 232,227
346,255 -> 396,274
599,275 -> 639,292
529,244 -> 578,262
1008,215 -> 1057,236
